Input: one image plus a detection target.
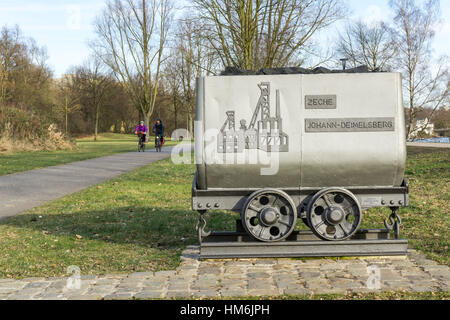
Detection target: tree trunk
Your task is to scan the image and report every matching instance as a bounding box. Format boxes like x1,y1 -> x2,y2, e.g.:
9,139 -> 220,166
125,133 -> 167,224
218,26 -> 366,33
188,113 -> 193,138
144,112 -> 150,135
65,96 -> 68,135
173,94 -> 178,129
94,102 -> 100,141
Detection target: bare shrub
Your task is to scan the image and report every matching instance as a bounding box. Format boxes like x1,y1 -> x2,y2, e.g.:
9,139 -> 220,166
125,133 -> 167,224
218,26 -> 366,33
0,107 -> 74,153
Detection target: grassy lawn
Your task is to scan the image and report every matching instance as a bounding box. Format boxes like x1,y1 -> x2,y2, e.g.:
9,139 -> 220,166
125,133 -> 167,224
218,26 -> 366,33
0,146 -> 448,290
363,147 -> 449,265
0,133 -> 175,176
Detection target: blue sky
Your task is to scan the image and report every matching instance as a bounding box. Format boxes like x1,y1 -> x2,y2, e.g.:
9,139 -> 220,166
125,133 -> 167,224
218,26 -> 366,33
0,0 -> 448,77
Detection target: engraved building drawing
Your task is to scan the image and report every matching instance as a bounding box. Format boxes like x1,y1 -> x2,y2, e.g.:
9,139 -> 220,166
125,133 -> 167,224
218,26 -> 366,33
217,82 -> 289,153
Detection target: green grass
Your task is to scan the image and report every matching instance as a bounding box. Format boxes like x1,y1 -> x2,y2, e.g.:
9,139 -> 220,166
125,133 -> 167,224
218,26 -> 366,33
0,133 -> 175,176
0,155 -> 212,279
363,147 -> 449,265
0,147 -> 448,282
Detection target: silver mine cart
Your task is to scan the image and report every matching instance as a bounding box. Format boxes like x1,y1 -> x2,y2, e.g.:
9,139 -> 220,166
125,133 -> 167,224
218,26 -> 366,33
192,67 -> 408,259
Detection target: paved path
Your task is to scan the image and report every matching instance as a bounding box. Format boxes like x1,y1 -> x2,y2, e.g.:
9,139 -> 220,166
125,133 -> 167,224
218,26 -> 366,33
0,147 -> 177,219
0,247 -> 448,300
407,142 -> 450,148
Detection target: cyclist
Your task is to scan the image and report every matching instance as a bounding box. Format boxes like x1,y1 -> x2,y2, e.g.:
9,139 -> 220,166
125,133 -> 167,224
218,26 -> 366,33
135,121 -> 148,151
152,118 -> 165,147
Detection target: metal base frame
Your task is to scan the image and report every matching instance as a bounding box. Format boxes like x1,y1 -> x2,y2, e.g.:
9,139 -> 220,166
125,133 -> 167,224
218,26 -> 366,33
200,238 -> 408,259
200,227 -> 407,259
197,217 -> 408,259
192,173 -> 409,214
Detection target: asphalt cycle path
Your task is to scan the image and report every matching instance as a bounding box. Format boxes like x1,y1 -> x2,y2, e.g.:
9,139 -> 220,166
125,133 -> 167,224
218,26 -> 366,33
0,146 -> 180,219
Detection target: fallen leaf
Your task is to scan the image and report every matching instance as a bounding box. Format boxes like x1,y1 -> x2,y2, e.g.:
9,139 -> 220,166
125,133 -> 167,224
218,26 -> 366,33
76,234 -> 83,239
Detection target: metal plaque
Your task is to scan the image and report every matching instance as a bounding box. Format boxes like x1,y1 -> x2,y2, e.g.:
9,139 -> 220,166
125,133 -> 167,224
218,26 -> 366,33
305,117 -> 395,132
305,95 -> 336,109
361,197 -> 382,207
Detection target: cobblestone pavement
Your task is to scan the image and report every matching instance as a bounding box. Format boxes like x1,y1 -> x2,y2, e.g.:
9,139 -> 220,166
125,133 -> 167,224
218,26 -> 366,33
0,247 -> 448,300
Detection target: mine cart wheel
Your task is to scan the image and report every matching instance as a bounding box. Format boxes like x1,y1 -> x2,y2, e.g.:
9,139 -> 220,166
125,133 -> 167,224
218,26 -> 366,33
241,189 -> 297,242
306,188 -> 362,241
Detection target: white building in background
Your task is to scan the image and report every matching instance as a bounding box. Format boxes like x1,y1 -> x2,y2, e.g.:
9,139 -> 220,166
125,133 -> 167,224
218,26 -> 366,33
410,118 -> 435,138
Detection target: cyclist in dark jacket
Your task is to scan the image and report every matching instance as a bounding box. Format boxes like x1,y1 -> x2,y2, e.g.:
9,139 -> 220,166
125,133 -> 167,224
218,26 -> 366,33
152,119 -> 165,145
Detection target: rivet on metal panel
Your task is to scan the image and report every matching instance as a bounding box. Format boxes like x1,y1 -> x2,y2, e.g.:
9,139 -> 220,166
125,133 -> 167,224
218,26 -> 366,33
206,203 -> 211,208
390,200 -> 394,205
381,200 -> 386,205
214,203 -> 220,208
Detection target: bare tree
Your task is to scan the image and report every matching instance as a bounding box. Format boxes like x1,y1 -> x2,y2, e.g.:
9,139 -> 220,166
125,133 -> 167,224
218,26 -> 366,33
68,60 -> 112,140
91,0 -> 173,128
165,17 -> 218,134
0,25 -> 22,106
0,25 -> 52,110
83,59 -> 111,141
179,18 -> 212,134
163,56 -> 181,129
192,0 -> 346,70
336,20 -> 397,71
57,75 -> 81,135
390,0 -> 449,139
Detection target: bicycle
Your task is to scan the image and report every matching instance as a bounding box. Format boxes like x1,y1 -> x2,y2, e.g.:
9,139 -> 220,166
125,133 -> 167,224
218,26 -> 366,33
155,135 -> 162,152
136,131 -> 146,152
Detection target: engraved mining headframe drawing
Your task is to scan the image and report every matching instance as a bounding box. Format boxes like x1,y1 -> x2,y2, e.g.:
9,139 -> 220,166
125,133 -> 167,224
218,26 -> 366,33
217,82 -> 289,153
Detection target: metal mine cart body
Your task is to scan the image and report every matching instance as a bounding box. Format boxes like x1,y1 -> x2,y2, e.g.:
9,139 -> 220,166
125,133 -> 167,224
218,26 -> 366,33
192,69 -> 409,259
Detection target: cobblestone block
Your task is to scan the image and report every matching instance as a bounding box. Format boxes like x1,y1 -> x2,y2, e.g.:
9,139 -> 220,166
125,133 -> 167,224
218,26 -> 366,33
382,281 -> 412,290
154,271 -> 176,278
191,290 -> 218,298
23,281 -> 51,289
247,281 -> 274,290
65,294 -> 101,300
7,294 -> 36,300
103,293 -> 134,300
191,281 -> 217,290
167,283 -> 190,291
319,263 -> 346,271
223,267 -> 245,274
247,272 -> 271,279
141,281 -> 166,290
134,291 -> 164,299
247,288 -> 280,296
198,267 -> 222,275
0,282 -> 27,290
166,291 -> 190,298
305,279 -> 330,290
299,271 -> 322,278
127,272 -> 154,279
220,288 -> 247,297
95,279 -> 120,286
328,279 -> 365,290
253,260 -> 277,265
283,286 -> 313,296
